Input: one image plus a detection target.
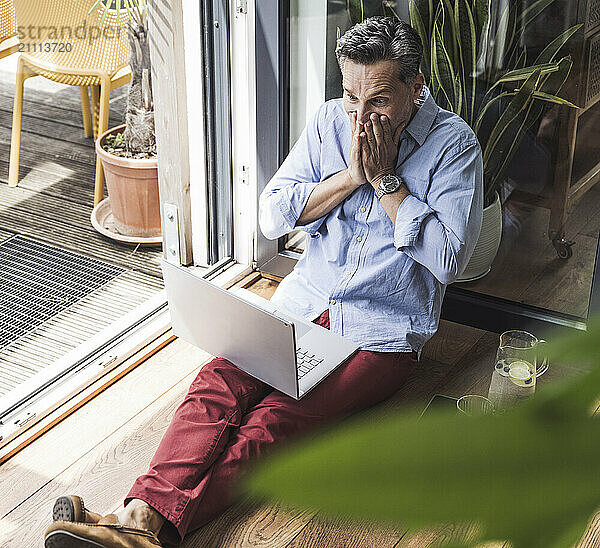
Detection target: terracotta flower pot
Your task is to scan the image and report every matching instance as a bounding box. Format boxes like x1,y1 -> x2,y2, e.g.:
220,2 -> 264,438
96,124 -> 161,238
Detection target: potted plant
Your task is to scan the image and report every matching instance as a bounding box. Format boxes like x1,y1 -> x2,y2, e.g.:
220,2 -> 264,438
90,0 -> 160,240
406,0 -> 580,280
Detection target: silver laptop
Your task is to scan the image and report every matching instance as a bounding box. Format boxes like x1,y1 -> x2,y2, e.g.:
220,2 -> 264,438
161,260 -> 359,399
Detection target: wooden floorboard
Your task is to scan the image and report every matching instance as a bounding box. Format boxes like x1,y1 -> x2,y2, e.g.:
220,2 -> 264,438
185,502 -> 318,548
285,514 -> 404,548
395,522 -> 492,547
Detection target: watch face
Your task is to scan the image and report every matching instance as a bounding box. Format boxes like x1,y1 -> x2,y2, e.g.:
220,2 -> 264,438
381,175 -> 401,193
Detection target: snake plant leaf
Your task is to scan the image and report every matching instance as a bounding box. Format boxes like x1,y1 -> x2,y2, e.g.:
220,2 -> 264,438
535,24 -> 582,64
432,13 -> 457,111
489,2 -> 510,81
485,99 -> 535,203
483,68 -> 540,164
519,56 -> 575,148
519,0 -> 556,30
477,87 -> 578,135
346,0 -> 364,25
347,0 -> 385,24
494,62 -> 559,84
501,0 -> 519,68
455,0 -> 477,124
477,62 -> 556,112
472,0 -> 489,46
514,46 -> 527,70
474,91 -> 512,133
539,56 -> 573,96
411,0 -> 434,35
482,70 -> 540,201
531,91 -> 579,108
409,0 -> 431,79
441,0 -> 458,67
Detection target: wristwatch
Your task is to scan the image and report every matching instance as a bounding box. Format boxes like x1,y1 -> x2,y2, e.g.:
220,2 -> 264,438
374,174 -> 402,199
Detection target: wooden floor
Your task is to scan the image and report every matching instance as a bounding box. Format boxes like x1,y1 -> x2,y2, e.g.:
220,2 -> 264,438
0,274 -> 598,548
0,61 -> 163,278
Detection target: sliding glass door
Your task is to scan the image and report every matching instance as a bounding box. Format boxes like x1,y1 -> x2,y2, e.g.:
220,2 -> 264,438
254,0 -> 600,334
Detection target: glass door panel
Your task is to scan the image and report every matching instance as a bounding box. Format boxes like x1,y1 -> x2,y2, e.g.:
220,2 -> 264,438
277,0 -> 600,323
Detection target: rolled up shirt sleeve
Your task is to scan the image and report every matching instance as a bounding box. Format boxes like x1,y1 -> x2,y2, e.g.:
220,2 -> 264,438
259,106 -> 326,240
394,140 -> 483,285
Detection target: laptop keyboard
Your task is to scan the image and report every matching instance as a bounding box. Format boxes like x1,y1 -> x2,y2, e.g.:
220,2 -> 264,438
296,347 -> 324,378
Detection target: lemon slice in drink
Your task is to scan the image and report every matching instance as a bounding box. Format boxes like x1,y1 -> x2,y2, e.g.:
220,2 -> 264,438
508,361 -> 534,387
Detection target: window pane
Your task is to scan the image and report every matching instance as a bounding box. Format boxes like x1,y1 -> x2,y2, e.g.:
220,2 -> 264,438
285,0 -> 600,320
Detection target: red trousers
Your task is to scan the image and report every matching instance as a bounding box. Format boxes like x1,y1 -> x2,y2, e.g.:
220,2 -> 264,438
126,310 -> 417,545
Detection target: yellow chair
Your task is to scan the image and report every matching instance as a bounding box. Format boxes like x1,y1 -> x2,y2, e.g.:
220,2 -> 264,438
8,0 -> 131,206
0,0 -> 19,59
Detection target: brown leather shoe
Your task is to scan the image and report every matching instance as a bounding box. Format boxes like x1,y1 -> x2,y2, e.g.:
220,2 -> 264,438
44,515 -> 162,547
53,495 -> 102,524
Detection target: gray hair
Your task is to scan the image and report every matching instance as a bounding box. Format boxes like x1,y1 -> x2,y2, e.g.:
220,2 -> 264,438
335,16 -> 423,85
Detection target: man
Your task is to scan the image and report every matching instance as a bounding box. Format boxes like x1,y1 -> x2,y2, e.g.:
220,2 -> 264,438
44,16 -> 482,548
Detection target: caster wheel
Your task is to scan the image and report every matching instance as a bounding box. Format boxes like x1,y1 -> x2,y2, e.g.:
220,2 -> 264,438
552,238 -> 574,259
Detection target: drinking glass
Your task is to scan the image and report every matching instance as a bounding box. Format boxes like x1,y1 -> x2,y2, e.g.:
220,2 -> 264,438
456,395 -> 495,416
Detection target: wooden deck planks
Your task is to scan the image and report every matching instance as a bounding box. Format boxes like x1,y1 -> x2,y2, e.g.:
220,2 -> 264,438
0,68 -> 161,277
0,183 -> 163,276
185,502 -> 318,548
395,522 -> 488,547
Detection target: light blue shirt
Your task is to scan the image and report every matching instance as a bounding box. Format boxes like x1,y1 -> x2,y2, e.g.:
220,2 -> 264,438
259,88 -> 483,353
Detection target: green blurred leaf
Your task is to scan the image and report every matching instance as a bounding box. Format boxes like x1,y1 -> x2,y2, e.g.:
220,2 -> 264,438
245,318 -> 600,548
245,399 -> 599,547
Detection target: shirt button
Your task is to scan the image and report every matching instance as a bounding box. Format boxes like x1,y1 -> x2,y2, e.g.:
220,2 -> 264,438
345,270 -> 352,276
360,207 -> 366,213
356,236 -> 362,242
330,299 -> 336,305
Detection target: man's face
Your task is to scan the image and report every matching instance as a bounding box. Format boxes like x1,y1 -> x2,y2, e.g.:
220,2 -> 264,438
342,59 -> 424,135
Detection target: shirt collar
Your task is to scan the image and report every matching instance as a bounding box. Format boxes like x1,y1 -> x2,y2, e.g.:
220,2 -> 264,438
404,85 -> 438,147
